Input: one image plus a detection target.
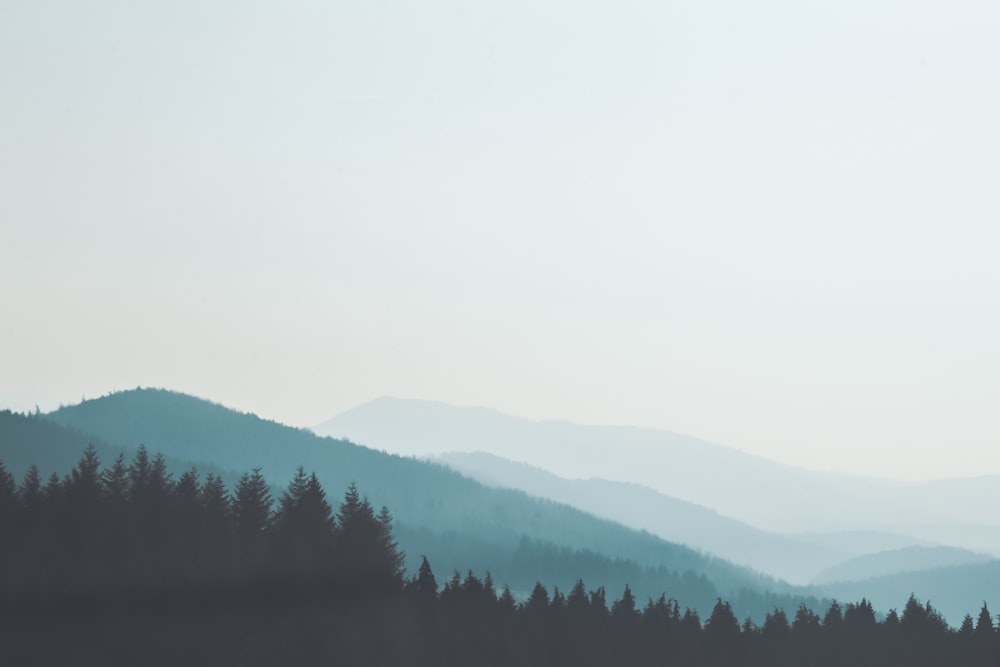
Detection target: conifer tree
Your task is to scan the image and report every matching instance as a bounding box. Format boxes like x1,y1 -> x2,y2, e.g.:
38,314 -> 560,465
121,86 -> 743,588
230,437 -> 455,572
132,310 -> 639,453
101,453 -> 129,506
200,473 -> 229,519
274,468 -> 334,579
18,464 -> 42,513
611,585 -> 639,624
408,555 -> 438,601
498,585 -> 517,617
960,615 -> 976,637
127,445 -> 151,502
567,579 -> 589,616
43,472 -> 63,502
763,608 -> 790,641
335,483 -> 399,592
67,444 -> 102,508
0,460 -> 15,564
975,602 -> 994,636
231,468 -> 273,564
705,598 -> 740,642
524,582 -> 550,615
376,504 -> 405,584
0,460 -> 15,520
175,468 -> 200,507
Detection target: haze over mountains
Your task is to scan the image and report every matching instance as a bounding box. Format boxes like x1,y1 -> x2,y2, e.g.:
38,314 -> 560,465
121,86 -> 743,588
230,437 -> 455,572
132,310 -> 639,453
433,451 -> 915,585
316,397 -> 1000,553
1,388 -> 823,623
3,387 -> 1000,624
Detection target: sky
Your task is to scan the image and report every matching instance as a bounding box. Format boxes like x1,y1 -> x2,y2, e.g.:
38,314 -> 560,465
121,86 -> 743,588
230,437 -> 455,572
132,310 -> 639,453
2,0 -> 999,481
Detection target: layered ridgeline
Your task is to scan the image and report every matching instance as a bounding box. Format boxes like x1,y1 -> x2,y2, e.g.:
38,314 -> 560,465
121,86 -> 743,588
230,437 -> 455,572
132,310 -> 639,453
435,453 -> 999,589
0,390 -> 819,622
316,398 -> 1000,556
812,546 -> 994,586
438,451 -> 850,584
431,454 -> 1000,622
1,448 -> 993,667
316,398 -> 1000,624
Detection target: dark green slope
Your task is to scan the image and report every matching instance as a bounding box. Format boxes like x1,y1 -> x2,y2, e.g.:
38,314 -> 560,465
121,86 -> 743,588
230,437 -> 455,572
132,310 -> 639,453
0,409 -> 238,487
12,389 -> 822,618
822,559 -> 1000,626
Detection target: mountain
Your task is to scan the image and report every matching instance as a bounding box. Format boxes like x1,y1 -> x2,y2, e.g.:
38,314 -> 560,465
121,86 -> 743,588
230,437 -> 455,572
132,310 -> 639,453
0,408 -> 239,487
437,451 -> 849,584
26,389 -> 822,620
812,546 -> 995,585
315,398 -> 1000,552
821,560 -> 1000,627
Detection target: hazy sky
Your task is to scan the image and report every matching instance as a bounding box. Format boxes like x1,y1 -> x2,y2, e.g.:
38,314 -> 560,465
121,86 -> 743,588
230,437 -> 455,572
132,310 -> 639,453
2,0 -> 999,481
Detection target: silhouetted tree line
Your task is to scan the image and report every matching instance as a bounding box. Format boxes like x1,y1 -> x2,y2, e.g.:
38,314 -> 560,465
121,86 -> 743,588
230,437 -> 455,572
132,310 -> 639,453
0,445 -> 404,612
1,447 -> 999,667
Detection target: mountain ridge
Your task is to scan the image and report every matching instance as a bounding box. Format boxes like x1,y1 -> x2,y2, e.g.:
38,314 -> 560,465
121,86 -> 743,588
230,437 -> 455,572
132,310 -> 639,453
21,388 -> 823,621
315,397 -> 1000,548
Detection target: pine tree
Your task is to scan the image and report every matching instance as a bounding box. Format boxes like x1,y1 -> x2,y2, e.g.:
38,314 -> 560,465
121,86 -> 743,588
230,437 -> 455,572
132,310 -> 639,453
275,467 -> 309,524
273,468 -> 334,580
175,468 -> 200,507
705,599 -> 739,643
101,453 -> 129,506
523,582 -> 550,620
407,555 -> 438,601
0,459 -> 15,519
975,602 -> 994,637
43,472 -> 63,502
18,465 -> 42,513
567,579 -> 589,616
148,453 -> 173,499
611,585 -> 639,624
128,445 -> 151,497
376,505 -> 405,584
200,473 -> 229,519
498,585 -> 517,617
231,468 -> 272,566
960,615 -> 976,638
335,483 -> 400,593
67,444 -> 102,506
0,460 -> 15,562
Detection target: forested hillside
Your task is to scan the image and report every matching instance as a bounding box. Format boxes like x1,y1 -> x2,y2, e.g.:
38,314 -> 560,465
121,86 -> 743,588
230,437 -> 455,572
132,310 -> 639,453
1,445 -> 996,667
6,392 -> 820,620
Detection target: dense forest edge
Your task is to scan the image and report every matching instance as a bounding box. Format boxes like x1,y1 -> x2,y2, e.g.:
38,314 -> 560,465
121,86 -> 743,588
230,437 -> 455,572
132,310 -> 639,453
2,399 -> 829,623
1,446 -> 999,666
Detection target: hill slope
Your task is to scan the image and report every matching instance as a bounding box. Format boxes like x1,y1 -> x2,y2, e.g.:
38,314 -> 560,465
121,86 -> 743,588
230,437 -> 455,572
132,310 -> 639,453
316,398 -> 1000,551
812,545 -> 995,585
437,451 -> 846,584
34,389 -> 819,619
821,560 -> 1000,626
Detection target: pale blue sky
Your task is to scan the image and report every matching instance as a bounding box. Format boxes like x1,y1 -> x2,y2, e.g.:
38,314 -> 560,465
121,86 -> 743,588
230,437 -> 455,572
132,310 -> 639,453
2,0 -> 998,479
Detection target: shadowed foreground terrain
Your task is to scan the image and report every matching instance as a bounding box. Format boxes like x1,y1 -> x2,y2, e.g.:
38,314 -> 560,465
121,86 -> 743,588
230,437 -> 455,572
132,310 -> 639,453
2,446 -> 999,667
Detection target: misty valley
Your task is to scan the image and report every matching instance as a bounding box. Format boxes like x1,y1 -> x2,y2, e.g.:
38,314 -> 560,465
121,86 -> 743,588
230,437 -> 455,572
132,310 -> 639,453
1,389 -> 999,666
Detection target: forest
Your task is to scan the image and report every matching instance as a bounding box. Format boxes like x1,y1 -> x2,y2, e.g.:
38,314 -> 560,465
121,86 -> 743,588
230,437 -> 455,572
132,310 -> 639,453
1,446 -> 998,667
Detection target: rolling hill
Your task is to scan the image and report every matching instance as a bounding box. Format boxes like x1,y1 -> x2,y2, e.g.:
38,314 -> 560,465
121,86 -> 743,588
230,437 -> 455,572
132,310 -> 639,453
315,398 -> 1000,554
812,545 -> 995,585
821,560 -> 1000,627
6,389 -> 821,621
437,450 -> 845,584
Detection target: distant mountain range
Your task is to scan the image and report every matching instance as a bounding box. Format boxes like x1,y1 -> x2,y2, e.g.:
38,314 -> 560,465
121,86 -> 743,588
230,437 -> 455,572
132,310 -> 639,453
4,388 -> 999,626
315,397 -> 1000,554
0,389 -> 821,622
812,545 -> 994,585
822,559 -> 1000,626
434,451 -> 915,584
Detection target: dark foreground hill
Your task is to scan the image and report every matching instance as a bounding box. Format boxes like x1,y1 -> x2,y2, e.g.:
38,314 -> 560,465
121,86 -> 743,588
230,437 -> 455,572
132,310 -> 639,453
0,390 -> 819,621
1,443 -> 989,667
